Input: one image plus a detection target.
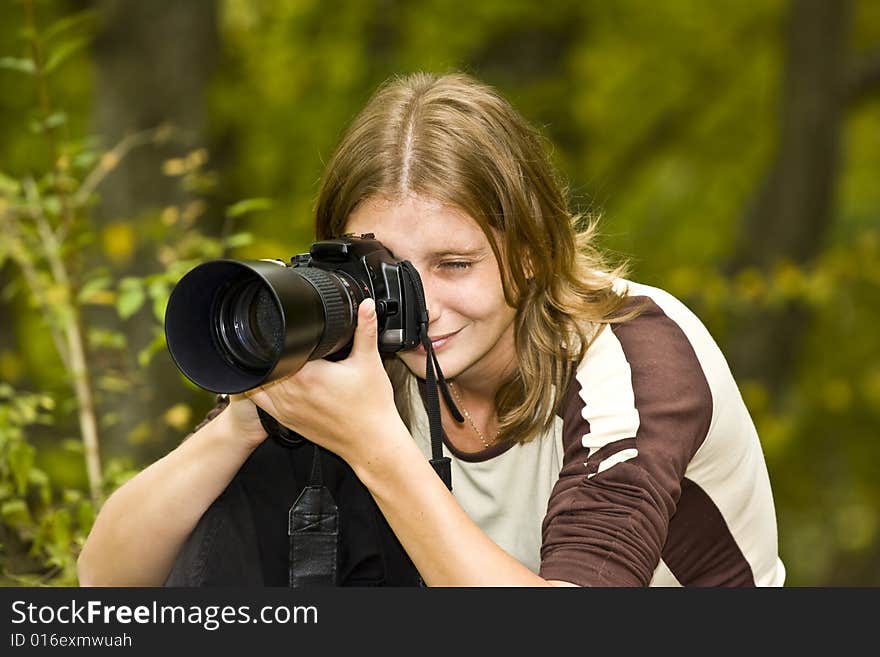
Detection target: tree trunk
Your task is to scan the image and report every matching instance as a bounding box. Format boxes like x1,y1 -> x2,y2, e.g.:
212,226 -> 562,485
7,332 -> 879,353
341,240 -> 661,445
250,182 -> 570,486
725,0 -> 850,398
92,0 -> 219,216
89,0 -> 219,458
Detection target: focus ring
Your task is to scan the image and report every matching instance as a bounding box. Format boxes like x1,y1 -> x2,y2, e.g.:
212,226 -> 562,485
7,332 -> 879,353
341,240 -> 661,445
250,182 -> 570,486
295,267 -> 353,359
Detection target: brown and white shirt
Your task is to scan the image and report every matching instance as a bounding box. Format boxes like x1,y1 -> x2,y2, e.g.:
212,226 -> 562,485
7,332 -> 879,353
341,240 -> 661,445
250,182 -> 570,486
407,280 -> 786,587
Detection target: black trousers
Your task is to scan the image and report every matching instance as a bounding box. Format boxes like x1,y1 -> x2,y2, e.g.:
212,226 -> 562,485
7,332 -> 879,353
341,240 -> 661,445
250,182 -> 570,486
164,436 -> 421,587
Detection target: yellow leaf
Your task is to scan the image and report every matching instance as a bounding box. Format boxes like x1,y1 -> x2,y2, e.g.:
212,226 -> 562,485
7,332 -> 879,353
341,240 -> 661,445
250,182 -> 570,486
0,349 -> 23,382
181,200 -> 206,225
162,158 -> 187,176
773,260 -> 804,299
163,403 -> 192,431
81,289 -> 116,306
734,267 -> 765,302
45,284 -> 70,305
127,421 -> 152,445
102,222 -> 135,264
160,206 -> 179,226
184,148 -> 208,170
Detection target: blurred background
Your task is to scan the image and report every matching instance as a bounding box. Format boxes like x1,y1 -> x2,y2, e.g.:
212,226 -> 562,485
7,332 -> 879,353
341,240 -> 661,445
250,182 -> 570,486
0,0 -> 878,586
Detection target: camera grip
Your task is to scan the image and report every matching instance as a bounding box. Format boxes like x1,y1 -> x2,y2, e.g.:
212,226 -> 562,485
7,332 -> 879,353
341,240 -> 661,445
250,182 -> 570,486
257,406 -> 306,447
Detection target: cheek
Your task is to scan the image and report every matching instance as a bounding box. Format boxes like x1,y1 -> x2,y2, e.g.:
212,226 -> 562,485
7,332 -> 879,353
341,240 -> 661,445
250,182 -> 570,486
437,278 -> 499,321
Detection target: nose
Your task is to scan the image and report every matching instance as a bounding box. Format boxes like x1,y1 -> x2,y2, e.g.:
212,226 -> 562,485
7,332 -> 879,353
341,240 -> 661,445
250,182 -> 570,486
419,271 -> 443,326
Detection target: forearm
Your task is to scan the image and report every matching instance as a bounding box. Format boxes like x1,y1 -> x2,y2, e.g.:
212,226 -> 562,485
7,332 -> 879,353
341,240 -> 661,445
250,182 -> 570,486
77,407 -> 258,586
352,420 -> 554,587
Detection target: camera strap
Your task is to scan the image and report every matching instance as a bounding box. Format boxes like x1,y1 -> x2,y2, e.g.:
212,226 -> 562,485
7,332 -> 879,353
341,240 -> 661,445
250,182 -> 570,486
399,261 -> 464,491
287,443 -> 339,586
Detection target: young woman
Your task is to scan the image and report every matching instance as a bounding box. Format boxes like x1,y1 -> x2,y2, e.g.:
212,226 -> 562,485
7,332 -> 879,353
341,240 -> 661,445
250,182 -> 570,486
78,72 -> 785,587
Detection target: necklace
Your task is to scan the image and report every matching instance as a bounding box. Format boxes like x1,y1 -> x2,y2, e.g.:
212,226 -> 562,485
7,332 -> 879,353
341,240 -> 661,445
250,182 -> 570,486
448,382 -> 499,449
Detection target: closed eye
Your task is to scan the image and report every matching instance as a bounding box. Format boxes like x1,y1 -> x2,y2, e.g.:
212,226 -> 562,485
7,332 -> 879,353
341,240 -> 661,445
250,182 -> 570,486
441,261 -> 472,270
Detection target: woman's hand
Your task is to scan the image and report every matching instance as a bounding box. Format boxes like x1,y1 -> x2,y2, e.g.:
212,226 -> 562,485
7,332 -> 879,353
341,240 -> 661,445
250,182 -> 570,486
217,393 -> 269,451
244,298 -> 403,464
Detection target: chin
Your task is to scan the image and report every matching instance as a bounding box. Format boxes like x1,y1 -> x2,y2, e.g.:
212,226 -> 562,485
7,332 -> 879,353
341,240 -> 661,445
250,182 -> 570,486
399,351 -> 462,380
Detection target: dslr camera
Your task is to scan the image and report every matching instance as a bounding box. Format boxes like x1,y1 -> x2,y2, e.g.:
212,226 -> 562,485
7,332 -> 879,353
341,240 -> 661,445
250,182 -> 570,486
164,233 -> 425,395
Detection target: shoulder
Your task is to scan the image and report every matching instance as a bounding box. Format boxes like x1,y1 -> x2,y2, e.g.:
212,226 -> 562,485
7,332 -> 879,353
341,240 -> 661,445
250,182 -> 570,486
581,279 -> 713,374
561,279 -> 722,464
581,279 -> 730,394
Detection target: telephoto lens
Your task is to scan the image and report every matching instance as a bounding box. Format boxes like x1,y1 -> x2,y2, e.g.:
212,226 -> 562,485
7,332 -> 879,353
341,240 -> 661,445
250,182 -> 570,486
164,258 -> 363,394
214,278 -> 284,371
164,234 -> 424,395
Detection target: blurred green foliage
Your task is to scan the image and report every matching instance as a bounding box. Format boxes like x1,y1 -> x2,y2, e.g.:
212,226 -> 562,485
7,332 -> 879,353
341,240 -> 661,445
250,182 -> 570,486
0,0 -> 878,585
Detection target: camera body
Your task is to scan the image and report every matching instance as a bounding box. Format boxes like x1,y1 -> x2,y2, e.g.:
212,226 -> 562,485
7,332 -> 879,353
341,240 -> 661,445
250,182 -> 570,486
297,232 -> 421,357
164,233 -> 425,395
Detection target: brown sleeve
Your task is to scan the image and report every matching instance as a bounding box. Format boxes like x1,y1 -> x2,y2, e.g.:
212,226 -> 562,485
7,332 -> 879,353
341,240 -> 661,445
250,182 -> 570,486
539,298 -> 713,586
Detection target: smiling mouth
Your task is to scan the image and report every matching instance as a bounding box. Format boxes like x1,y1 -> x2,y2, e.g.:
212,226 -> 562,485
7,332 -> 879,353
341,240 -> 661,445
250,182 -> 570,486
417,329 -> 461,353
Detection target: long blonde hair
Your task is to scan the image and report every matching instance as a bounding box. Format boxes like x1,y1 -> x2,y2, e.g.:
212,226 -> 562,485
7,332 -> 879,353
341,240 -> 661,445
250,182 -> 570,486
315,72 -> 637,444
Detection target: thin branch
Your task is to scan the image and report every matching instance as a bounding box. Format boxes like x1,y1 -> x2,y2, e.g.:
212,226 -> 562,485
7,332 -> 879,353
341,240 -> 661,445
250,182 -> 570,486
23,0 -> 75,242
0,207 -> 72,370
22,177 -> 103,504
23,178 -> 65,280
71,126 -> 171,210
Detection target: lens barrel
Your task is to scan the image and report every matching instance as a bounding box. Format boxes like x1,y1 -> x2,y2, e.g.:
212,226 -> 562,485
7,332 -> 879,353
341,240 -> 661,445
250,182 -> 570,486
165,259 -> 362,393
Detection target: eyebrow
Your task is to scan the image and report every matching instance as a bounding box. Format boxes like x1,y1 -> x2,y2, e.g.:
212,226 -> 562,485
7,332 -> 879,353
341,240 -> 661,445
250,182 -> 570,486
425,247 -> 487,258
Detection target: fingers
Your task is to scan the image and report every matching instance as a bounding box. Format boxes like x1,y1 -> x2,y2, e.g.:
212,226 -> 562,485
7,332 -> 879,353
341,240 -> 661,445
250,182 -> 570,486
351,298 -> 378,359
243,387 -> 277,418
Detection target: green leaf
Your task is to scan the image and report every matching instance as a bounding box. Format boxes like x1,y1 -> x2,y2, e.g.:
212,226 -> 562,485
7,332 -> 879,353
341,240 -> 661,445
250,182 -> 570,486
78,500 -> 96,534
0,499 -> 32,529
0,171 -> 20,195
11,396 -> 39,425
87,327 -> 127,350
49,508 -> 72,548
97,375 -> 132,393
44,111 -> 68,129
72,149 -> 99,170
224,232 -> 254,248
77,275 -> 112,302
44,38 -> 89,74
43,195 -> 62,215
7,441 -> 35,496
28,469 -> 51,505
61,438 -> 84,453
0,57 -> 36,75
43,10 -> 99,44
225,197 -> 273,219
116,277 -> 145,320
138,330 -> 167,368
100,412 -> 120,428
147,278 -> 170,323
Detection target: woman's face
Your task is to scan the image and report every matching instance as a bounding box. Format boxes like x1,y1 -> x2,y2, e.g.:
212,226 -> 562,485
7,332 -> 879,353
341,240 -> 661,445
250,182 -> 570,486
345,194 -> 517,387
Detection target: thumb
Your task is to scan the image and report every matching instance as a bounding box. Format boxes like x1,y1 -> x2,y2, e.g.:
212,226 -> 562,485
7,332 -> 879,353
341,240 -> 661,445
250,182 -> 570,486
351,297 -> 379,358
